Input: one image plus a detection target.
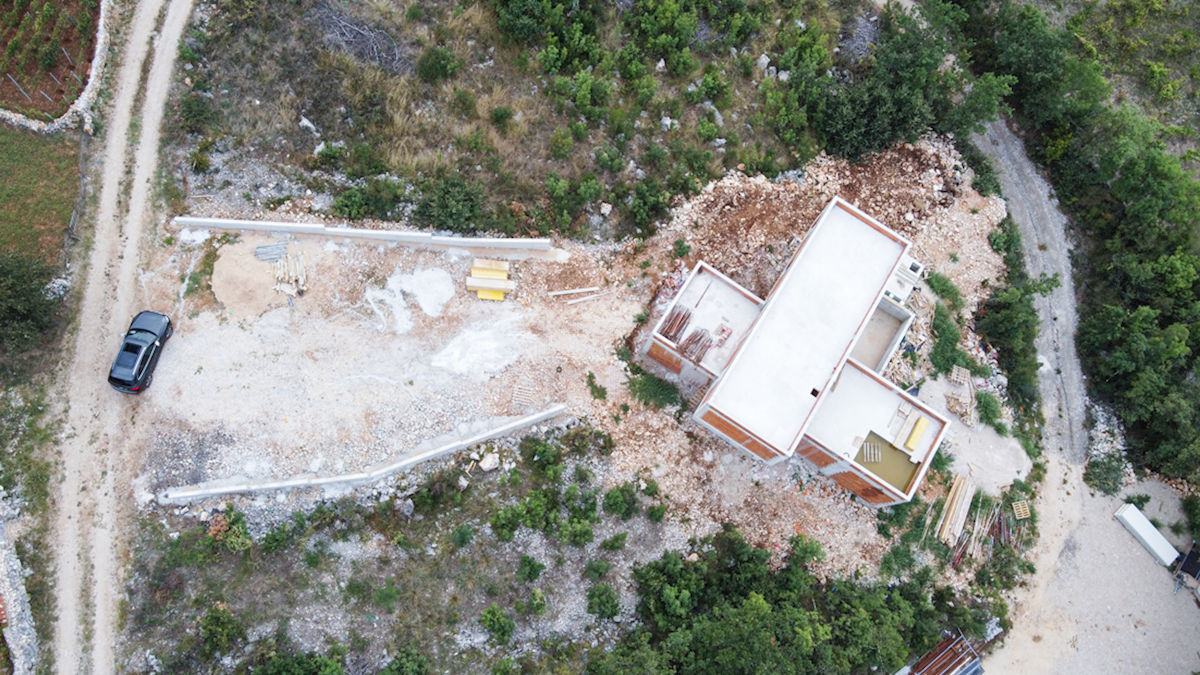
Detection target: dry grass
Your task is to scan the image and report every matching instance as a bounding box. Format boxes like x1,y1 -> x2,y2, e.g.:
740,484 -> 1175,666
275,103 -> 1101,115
0,126 -> 78,263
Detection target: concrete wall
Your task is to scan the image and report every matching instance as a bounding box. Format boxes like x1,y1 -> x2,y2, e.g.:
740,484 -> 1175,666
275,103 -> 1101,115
172,216 -> 553,251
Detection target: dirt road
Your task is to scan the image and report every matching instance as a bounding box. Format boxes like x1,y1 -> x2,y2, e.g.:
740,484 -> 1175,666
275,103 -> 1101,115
975,121 -> 1200,673
51,0 -> 194,672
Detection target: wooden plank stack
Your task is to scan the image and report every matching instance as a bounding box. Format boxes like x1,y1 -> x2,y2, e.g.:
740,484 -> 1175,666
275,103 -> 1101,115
937,474 -> 976,545
468,259 -> 514,301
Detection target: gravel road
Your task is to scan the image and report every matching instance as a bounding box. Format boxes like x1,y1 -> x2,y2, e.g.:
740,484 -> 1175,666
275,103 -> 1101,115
975,120 -> 1200,673
50,0 -> 194,672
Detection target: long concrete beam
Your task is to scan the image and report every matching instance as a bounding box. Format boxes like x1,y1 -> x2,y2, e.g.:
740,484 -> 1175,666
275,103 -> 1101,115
172,216 -> 553,250
159,403 -> 568,503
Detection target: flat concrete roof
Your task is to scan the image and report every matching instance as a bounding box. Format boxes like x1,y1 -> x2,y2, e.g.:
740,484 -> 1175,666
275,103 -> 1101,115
656,263 -> 762,375
805,359 -> 946,470
702,198 -> 908,452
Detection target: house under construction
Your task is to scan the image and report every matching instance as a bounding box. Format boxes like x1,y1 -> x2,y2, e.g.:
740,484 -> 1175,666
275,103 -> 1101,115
646,196 -> 949,507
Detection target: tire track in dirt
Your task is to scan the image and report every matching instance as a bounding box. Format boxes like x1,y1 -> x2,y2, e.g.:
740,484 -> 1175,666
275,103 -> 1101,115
52,0 -> 193,671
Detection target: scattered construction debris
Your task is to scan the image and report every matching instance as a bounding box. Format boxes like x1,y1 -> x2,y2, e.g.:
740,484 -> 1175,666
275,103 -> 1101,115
254,242 -> 288,262
468,258 -> 514,301
548,286 -> 600,297
566,290 -> 615,305
945,364 -> 977,428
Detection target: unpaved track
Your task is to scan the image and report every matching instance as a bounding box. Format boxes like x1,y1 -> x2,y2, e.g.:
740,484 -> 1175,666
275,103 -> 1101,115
976,120 -> 1200,673
52,0 -> 193,671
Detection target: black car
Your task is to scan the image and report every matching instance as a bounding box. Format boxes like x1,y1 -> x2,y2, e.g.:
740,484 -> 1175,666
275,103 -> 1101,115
108,311 -> 173,393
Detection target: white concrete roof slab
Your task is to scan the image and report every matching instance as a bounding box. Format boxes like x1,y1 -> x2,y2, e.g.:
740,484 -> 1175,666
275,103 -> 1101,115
703,199 -> 907,452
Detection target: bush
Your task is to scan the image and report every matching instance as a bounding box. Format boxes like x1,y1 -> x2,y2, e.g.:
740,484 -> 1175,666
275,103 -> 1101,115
380,648 -> 430,675
600,531 -> 628,551
585,559 -> 612,581
587,372 -> 607,400
417,46 -> 461,84
560,518 -> 595,546
626,364 -> 681,408
647,504 -> 668,522
0,253 -> 60,357
517,554 -> 545,582
491,504 -> 524,541
926,272 -> 963,311
490,106 -> 514,133
480,604 -> 516,644
629,178 -> 670,230
452,524 -> 474,549
451,88 -> 478,118
603,484 -> 639,520
199,604 -> 244,658
976,391 -> 1008,436
550,126 -> 575,159
180,94 -> 215,133
587,583 -> 620,619
1083,451 -> 1126,496
333,178 -> 406,221
594,143 -> 624,172
413,176 -> 487,232
517,588 -> 547,615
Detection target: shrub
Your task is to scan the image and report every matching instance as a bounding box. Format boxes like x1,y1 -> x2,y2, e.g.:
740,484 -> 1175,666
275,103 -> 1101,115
380,648 -> 430,675
517,554 -> 545,582
671,239 -> 691,258
180,94 -> 215,133
0,253 -> 60,357
480,604 -> 516,644
374,581 -> 402,612
417,46 -> 461,84
451,88 -> 478,118
594,143 -> 624,172
333,178 -> 406,221
550,126 -> 575,158
586,371 -> 608,400
1180,496 -> 1200,540
491,504 -> 525,541
199,604 -> 244,658
517,588 -> 547,615
976,391 -> 1008,436
587,583 -> 619,619
629,178 -> 670,230
1083,451 -> 1126,496
452,524 -> 474,549
560,518 -> 595,546
604,484 -> 639,520
490,106 -> 514,133
1124,494 -> 1151,509
879,543 -> 916,578
413,176 -> 487,232
647,504 -> 668,522
626,364 -> 681,408
926,272 -> 964,311
601,531 -> 628,551
585,559 -> 612,581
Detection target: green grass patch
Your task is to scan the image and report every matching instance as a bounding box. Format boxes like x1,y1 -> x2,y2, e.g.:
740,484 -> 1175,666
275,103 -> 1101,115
0,127 -> 77,261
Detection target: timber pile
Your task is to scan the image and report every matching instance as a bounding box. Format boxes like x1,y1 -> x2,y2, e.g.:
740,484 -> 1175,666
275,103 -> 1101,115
274,252 -> 307,296
937,474 -> 975,545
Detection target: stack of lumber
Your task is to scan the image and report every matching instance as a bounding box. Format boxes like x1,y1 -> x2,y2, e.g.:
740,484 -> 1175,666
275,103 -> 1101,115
937,474 -> 976,545
468,259 -> 515,301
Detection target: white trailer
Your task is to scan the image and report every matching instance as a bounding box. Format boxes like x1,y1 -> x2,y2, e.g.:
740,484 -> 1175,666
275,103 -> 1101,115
1115,503 -> 1179,566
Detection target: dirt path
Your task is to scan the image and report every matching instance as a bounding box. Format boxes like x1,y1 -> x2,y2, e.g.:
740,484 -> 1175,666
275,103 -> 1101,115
51,0 -> 193,671
975,120 -> 1200,673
